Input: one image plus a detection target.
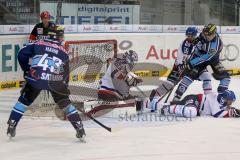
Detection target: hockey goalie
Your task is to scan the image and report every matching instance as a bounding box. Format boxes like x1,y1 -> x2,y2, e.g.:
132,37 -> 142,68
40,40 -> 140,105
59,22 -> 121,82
98,50 -> 142,101
84,50 -> 144,116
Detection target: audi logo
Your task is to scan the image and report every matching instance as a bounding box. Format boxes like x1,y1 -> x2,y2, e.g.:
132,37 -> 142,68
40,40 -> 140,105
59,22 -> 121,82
220,44 -> 239,61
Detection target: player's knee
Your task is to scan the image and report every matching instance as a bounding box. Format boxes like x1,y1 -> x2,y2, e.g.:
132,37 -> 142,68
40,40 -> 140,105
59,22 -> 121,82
183,106 -> 198,118
18,95 -> 33,106
55,98 -> 72,110
51,91 -> 71,109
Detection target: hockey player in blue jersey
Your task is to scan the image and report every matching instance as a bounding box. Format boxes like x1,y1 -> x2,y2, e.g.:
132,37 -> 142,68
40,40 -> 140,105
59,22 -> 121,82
172,23 -> 229,101
6,26 -> 86,139
149,27 -> 212,112
149,27 -> 199,102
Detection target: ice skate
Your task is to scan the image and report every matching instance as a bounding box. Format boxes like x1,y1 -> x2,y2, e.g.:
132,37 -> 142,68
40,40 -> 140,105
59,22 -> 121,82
7,120 -> 17,138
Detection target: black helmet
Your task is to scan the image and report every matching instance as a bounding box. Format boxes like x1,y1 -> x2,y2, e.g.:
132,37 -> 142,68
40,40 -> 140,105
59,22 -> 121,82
48,25 -> 64,41
203,23 -> 217,35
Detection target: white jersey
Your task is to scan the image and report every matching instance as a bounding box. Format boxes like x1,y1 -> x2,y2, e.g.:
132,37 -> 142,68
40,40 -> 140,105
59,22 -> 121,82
175,39 -> 195,66
99,58 -> 131,99
200,92 -> 230,118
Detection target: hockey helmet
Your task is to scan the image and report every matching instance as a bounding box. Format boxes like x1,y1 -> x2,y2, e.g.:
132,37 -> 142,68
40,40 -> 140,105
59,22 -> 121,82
185,27 -> 198,37
123,50 -> 138,63
203,23 -> 217,36
222,90 -> 236,102
48,25 -> 64,41
40,11 -> 50,19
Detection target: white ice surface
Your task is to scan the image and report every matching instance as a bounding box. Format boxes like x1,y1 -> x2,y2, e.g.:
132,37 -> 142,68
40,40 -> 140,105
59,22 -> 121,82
1,77 -> 240,160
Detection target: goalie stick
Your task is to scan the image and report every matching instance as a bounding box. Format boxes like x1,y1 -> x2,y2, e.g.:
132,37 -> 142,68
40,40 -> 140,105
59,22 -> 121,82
55,99 -> 136,132
79,109 -> 112,132
82,99 -> 135,132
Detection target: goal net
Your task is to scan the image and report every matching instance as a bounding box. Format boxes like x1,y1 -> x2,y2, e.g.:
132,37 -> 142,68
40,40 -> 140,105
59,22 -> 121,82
25,39 -> 118,118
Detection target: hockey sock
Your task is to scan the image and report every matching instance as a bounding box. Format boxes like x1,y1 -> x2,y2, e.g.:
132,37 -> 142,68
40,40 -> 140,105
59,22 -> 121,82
154,81 -> 174,100
218,77 -> 231,93
8,101 -> 27,126
203,79 -> 212,94
174,76 -> 193,101
149,90 -> 156,102
64,104 -> 83,129
168,105 -> 197,118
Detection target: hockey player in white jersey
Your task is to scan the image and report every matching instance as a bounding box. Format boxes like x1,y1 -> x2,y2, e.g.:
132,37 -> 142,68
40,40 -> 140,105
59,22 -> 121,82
160,90 -> 240,118
149,27 -> 198,105
149,27 -> 212,112
98,50 -> 142,101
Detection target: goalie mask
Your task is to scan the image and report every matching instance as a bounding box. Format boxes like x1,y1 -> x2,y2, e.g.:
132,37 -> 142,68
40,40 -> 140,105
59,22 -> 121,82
123,50 -> 138,72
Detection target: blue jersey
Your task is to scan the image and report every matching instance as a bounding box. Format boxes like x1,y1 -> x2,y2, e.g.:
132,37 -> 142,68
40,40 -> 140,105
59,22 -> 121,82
190,33 -> 223,67
18,39 -> 69,90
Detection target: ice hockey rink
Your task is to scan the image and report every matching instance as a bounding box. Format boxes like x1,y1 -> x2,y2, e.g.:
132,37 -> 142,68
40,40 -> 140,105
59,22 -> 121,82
0,77 -> 240,160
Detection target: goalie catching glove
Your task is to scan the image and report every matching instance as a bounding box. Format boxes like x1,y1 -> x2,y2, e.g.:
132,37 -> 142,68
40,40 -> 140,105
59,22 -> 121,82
125,72 -> 143,86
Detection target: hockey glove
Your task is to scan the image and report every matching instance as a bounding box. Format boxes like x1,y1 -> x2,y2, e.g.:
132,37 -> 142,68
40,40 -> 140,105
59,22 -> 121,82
232,108 -> 240,118
184,62 -> 193,70
177,64 -> 185,72
125,72 -> 143,87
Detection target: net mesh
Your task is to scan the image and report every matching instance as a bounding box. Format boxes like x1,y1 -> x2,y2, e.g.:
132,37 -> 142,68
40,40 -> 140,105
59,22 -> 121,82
25,39 -> 117,118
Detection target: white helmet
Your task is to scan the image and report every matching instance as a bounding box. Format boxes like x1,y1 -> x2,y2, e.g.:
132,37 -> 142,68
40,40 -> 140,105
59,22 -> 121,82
123,50 -> 138,64
121,50 -> 138,72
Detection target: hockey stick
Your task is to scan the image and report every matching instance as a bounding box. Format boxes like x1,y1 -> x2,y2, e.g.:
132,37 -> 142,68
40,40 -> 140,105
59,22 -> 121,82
134,86 -> 148,98
161,69 -> 186,103
162,49 -> 198,103
79,109 -> 112,132
164,88 -> 174,103
76,99 -> 135,132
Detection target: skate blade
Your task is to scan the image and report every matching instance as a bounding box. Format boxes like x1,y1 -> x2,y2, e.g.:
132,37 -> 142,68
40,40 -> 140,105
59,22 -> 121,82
78,137 -> 86,143
7,134 -> 14,140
